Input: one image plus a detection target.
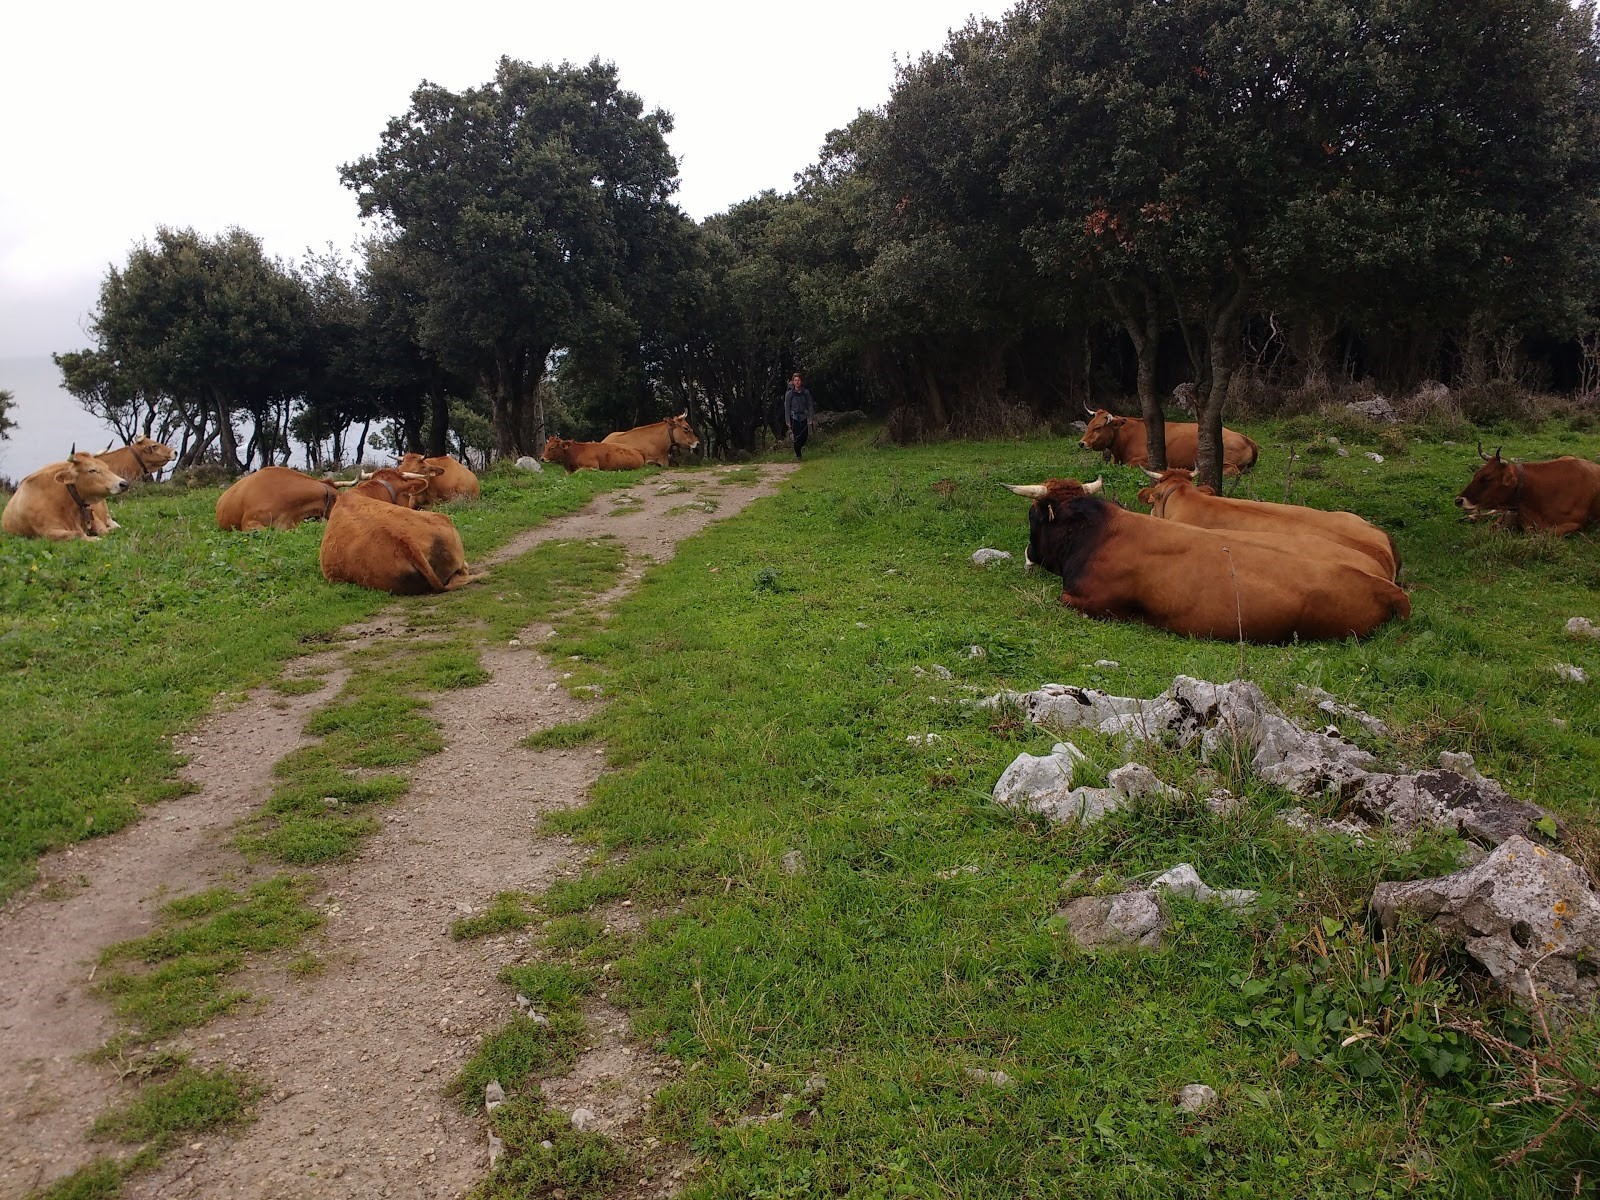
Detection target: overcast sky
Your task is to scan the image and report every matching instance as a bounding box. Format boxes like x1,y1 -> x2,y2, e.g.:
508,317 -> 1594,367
1,0 -> 1002,364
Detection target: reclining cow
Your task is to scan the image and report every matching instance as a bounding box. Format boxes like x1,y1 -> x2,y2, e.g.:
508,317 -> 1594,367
2,450 -> 130,541
1455,444 -> 1600,536
320,468 -> 482,594
394,452 -> 481,503
1008,478 -> 1409,643
1138,467 -> 1399,580
88,436 -> 177,532
601,411 -> 700,467
1080,408 -> 1259,476
542,437 -> 647,473
217,466 -> 344,531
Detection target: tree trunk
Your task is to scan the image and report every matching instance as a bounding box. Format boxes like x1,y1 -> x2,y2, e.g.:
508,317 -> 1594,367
355,419 -> 371,465
213,392 -> 241,473
1296,313 -> 1333,393
1112,282 -> 1166,469
1196,274 -> 1251,491
922,363 -> 949,435
427,388 -> 449,456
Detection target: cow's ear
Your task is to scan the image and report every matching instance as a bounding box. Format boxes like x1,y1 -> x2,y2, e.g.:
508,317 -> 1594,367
1110,417 -> 1126,428
54,468 -> 73,485
426,465 -> 445,477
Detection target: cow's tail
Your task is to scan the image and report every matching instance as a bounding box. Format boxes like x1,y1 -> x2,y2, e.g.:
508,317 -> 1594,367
403,541 -> 451,593
1389,582 -> 1412,621
1384,531 -> 1402,581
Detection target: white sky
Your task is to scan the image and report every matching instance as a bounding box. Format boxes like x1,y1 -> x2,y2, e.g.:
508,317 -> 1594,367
0,0 -> 1002,363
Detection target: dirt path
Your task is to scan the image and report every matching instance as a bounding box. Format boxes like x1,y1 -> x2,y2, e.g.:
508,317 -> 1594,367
0,463 -> 796,1200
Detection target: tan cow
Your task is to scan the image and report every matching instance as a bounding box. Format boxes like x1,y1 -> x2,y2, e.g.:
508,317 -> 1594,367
1138,467 -> 1399,580
89,436 -> 177,532
601,411 -> 700,467
1080,409 -> 1259,476
395,453 -> 481,503
1455,445 -> 1600,535
542,437 -> 648,473
216,466 -> 343,531
2,451 -> 130,541
319,469 -> 482,594
1008,478 -> 1409,643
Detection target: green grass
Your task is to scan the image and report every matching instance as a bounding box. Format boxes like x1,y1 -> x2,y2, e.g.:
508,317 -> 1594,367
448,1010 -> 589,1113
95,876 -> 324,1042
89,1062 -> 257,1149
473,1096 -> 628,1200
0,463 -> 642,900
514,422 -> 1600,1198
453,891 -> 540,940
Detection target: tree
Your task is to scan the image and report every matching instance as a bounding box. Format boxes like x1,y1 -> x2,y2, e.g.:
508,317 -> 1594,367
341,57 -> 683,458
63,226 -> 309,472
0,389 -> 14,442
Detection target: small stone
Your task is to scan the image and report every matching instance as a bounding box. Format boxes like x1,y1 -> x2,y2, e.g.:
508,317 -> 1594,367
800,1074 -> 827,1099
1093,659 -> 1119,669
1327,436 -> 1340,445
1436,751 -> 1477,777
971,548 -> 1012,566
488,1131 -> 504,1167
1204,789 -> 1243,818
1149,864 -> 1258,910
1335,447 -> 1350,458
906,733 -> 942,745
930,664 -> 953,680
528,1010 -> 550,1026
1553,662 -> 1588,683
967,645 -> 986,659
1364,451 -> 1385,463
508,639 -> 521,647
485,1082 -> 505,1113
781,850 -> 805,876
571,1107 -> 596,1131
1566,616 -> 1600,640
1176,1083 -> 1218,1113
514,456 -> 543,472
515,993 -> 531,1009
963,1067 -> 1013,1087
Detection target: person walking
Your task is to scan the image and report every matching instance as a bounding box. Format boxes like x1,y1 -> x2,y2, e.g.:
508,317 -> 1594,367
784,372 -> 815,460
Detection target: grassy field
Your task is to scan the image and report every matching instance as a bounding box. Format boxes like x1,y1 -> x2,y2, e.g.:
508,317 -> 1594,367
0,462 -> 643,901
8,418 -> 1600,1196
504,416 -> 1599,1198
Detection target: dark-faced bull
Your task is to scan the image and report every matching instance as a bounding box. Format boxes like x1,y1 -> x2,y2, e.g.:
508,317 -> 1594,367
1455,443 -> 1600,536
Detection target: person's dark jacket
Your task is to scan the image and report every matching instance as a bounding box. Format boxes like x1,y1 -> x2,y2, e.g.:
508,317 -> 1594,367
784,386 -> 815,423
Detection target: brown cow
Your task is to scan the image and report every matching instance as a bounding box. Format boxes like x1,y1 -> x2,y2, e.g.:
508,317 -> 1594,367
217,466 -> 344,531
2,451 -> 129,541
320,470 -> 481,595
1455,444 -> 1600,536
395,453 -> 481,503
89,436 -> 177,532
601,411 -> 700,467
1138,467 -> 1399,580
1007,478 -> 1409,643
542,437 -> 648,473
1080,409 -> 1259,476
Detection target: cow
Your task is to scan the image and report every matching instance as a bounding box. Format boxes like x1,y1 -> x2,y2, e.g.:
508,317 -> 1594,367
394,453 -> 481,503
217,466 -> 345,532
601,411 -> 700,467
542,437 -> 648,473
1138,467 -> 1399,580
319,469 -> 482,595
1455,444 -> 1600,536
1006,478 -> 1410,643
2,451 -> 130,541
89,436 -> 177,532
1080,408 -> 1260,476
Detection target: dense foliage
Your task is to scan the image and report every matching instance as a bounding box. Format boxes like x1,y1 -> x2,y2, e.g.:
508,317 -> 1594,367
50,4 -> 1600,477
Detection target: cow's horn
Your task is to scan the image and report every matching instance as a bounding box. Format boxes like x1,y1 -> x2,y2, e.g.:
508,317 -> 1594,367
70,442 -> 77,457
1083,476 -> 1104,494
1494,445 -> 1503,460
359,470 -> 376,479
1003,483 -> 1049,499
1143,467 -> 1164,480
1477,440 -> 1492,462
1084,404 -> 1097,416
400,471 -> 429,480
333,479 -> 358,488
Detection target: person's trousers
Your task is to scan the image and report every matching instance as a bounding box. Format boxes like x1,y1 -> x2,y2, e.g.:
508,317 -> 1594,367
792,418 -> 810,458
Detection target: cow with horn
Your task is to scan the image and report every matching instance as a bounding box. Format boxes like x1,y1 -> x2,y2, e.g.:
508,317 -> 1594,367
1455,442 -> 1600,536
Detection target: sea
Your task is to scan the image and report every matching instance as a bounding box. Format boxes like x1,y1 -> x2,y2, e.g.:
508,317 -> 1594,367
0,356 -> 119,483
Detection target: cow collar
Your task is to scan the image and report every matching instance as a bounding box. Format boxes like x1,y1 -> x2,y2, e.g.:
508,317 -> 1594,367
371,477 -> 399,504
65,482 -> 95,535
127,442 -> 160,479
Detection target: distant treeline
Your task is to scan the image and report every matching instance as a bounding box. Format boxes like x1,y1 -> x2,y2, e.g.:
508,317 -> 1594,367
56,0 -> 1600,483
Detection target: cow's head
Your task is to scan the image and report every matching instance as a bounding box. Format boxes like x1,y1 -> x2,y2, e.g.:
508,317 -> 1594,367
1079,409 -> 1125,452
339,468 -> 430,507
1137,467 -> 1213,512
126,435 -> 176,472
1003,477 -> 1104,573
1456,443 -> 1520,513
56,451 -> 129,500
542,436 -> 568,463
395,452 -> 446,478
667,411 -> 701,453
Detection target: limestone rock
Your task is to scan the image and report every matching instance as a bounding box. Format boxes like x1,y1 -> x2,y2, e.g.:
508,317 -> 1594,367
1278,807 -> 1371,839
781,850 -> 806,876
1108,763 -> 1181,803
1370,836 -> 1600,1010
1175,1083 -> 1218,1113
514,455 -> 543,472
1351,769 -> 1554,847
1059,890 -> 1169,949
1566,616 -> 1600,640
571,1107 -> 597,1131
1553,662 -> 1588,683
1149,864 -> 1258,910
992,743 -> 1086,817
971,548 -> 1012,566
1346,397 -> 1399,423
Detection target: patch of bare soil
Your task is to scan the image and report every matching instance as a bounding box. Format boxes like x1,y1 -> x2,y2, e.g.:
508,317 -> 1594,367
0,464 -> 795,1200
